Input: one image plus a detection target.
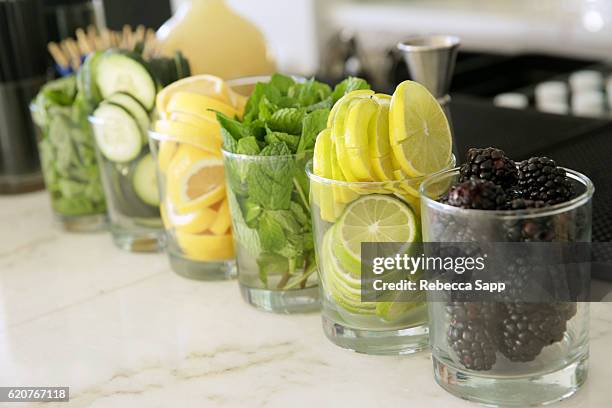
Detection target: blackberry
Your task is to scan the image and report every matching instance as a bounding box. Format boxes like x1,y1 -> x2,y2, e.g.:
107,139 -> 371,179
508,198 -> 547,210
459,147 -> 518,189
517,157 -> 575,205
447,180 -> 507,210
498,303 -> 568,362
446,302 -> 500,371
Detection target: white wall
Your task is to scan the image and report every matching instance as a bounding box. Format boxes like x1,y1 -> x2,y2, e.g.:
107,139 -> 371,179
170,0 -> 321,75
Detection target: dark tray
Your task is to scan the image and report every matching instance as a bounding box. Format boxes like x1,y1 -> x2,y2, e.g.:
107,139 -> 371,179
451,97 -> 612,281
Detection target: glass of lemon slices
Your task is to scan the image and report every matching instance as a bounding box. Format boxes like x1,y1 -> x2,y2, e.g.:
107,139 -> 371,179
148,75 -> 240,280
308,82 -> 455,354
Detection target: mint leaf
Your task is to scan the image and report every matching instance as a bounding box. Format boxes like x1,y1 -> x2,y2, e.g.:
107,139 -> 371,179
257,96 -> 278,122
258,211 -> 286,251
264,127 -> 300,153
297,78 -> 332,106
290,201 -> 309,228
269,73 -> 295,94
217,112 -> 251,152
256,252 -> 289,286
331,76 -> 371,104
237,136 -> 261,155
246,142 -> 294,210
227,190 -> 261,258
269,108 -> 305,135
297,108 -> 330,153
242,198 -> 262,227
243,82 -> 266,123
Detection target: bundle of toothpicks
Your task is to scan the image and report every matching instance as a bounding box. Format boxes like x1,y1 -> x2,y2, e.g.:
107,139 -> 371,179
47,25 -> 161,74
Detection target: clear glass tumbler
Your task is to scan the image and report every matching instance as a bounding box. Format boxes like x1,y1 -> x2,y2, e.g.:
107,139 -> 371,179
149,130 -> 235,280
307,158 -> 455,355
420,167 -> 594,406
89,115 -> 164,251
222,150 -> 319,313
30,103 -> 107,231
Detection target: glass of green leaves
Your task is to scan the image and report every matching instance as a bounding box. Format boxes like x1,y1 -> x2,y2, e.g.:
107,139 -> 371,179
220,74 -> 371,313
30,75 -> 107,232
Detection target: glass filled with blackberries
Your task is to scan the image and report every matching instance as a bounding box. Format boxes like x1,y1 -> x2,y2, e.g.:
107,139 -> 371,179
419,147 -> 594,407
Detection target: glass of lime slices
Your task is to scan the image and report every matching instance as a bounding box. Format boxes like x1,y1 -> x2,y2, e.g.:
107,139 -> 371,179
89,113 -> 164,252
420,167 -> 593,406
307,157 -> 454,355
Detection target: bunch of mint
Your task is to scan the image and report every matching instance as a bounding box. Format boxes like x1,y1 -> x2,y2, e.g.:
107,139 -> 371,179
218,74 -> 370,289
32,75 -> 106,216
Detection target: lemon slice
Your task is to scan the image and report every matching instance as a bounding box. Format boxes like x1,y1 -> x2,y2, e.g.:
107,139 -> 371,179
154,120 -> 221,155
209,199 -> 232,235
161,199 -> 217,234
167,91 -> 239,121
389,80 -> 452,177
175,231 -> 234,261
157,140 -> 178,174
156,75 -> 232,114
167,111 -> 221,137
166,144 -> 226,214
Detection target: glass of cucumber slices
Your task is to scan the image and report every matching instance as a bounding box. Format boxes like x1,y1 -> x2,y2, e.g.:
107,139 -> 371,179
420,167 -> 594,406
89,95 -> 164,252
307,161 -> 449,355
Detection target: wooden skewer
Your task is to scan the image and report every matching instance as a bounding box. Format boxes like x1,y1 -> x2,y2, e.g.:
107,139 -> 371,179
63,38 -> 82,70
99,27 -> 112,49
142,28 -> 156,58
121,24 -> 132,49
135,25 -> 146,44
47,42 -> 69,68
86,25 -> 98,49
75,28 -> 93,55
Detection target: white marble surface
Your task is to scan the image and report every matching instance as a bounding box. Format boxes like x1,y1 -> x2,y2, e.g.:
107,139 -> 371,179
1,192 -> 611,408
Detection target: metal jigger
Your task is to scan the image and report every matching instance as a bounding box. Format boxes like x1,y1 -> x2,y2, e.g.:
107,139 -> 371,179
397,35 -> 460,147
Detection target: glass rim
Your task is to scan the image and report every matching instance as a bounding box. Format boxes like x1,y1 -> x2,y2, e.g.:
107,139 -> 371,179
221,148 -> 311,160
397,35 -> 460,52
419,166 -> 595,219
225,74 -> 307,88
305,154 -> 456,187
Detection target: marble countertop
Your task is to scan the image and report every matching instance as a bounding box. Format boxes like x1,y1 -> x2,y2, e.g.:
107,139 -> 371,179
1,192 -> 611,408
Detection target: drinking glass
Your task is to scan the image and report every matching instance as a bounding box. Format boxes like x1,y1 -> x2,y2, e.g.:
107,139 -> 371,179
420,167 -> 594,406
223,150 -> 319,313
30,102 -> 107,231
307,157 -> 455,355
149,130 -> 235,280
89,115 -> 164,251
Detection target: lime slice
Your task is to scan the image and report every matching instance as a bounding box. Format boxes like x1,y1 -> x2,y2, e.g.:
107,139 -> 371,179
376,298 -> 424,322
321,228 -> 376,315
312,129 -> 336,222
327,89 -> 375,128
389,80 -> 452,177
336,195 -> 418,267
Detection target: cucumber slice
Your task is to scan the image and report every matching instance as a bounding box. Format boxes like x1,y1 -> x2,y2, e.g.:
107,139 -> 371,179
92,104 -> 142,163
104,93 -> 150,145
78,51 -> 103,107
95,53 -> 156,111
132,154 -> 160,207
